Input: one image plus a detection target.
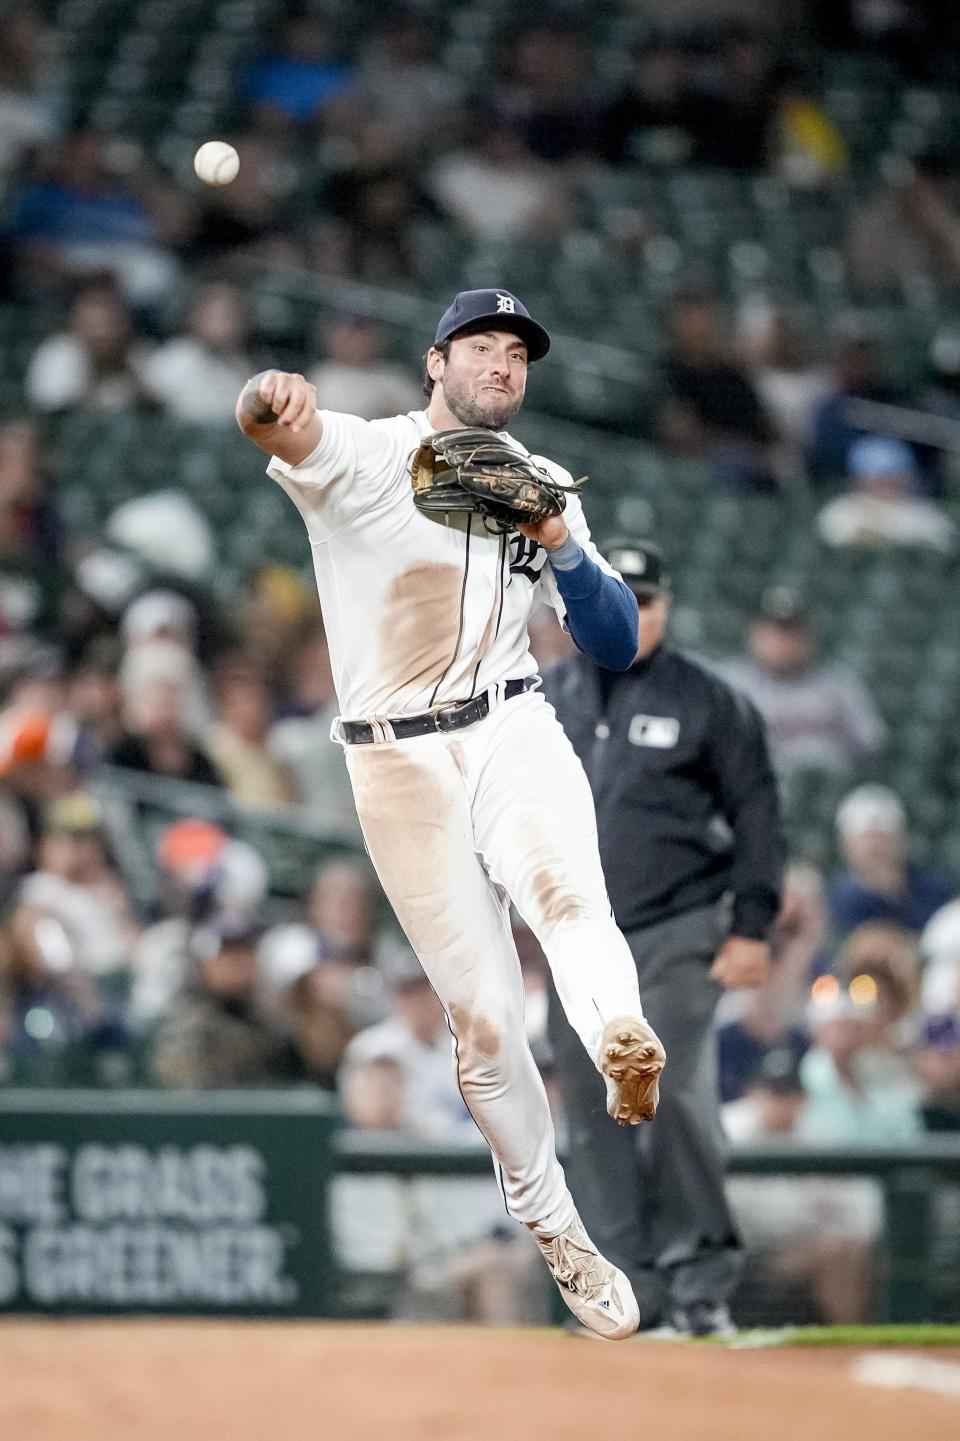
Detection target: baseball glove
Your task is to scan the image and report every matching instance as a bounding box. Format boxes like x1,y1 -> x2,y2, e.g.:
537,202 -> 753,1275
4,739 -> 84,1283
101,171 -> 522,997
409,428 -> 585,534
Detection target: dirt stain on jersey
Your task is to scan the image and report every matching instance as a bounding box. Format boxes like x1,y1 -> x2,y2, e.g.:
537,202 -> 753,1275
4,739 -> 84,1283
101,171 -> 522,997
378,562 -> 465,694
532,868 -> 589,929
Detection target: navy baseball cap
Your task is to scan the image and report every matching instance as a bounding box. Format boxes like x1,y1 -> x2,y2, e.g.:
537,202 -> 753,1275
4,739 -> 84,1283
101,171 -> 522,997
434,288 -> 551,362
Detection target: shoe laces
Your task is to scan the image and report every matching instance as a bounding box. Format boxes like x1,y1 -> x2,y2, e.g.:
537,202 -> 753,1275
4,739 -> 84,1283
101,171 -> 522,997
539,1221 -> 611,1303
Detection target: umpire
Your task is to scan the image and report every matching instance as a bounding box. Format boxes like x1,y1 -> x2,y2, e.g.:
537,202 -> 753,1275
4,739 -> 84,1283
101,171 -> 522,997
542,538 -> 785,1336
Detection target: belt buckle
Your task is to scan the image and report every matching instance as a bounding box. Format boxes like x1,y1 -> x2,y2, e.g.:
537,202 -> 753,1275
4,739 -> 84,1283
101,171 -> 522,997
435,702 -> 463,733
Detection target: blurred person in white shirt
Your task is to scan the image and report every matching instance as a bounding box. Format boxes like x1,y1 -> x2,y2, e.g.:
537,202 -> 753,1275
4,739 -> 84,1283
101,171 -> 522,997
144,284 -> 254,423
307,314 -> 420,422
818,435 -> 957,553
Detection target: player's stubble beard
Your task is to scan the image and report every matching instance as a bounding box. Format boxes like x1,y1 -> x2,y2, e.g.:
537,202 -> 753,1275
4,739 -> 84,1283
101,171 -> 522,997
440,369 -> 523,431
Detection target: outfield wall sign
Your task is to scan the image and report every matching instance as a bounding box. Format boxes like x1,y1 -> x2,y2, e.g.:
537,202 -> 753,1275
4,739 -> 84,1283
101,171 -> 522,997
0,1092 -> 336,1316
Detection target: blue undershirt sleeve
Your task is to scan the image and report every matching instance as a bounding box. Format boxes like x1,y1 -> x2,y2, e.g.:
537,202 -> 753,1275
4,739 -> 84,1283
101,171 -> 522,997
546,538 -> 639,671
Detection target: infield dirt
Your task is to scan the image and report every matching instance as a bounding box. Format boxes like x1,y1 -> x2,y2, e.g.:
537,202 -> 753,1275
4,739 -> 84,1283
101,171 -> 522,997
1,1320 -> 958,1440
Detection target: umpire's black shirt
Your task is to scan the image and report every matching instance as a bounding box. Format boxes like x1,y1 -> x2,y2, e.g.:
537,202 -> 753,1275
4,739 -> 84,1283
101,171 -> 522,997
542,646 -> 784,938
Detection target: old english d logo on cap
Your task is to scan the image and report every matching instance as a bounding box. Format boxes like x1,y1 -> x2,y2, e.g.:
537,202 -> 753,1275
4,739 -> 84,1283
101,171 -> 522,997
434,289 -> 551,361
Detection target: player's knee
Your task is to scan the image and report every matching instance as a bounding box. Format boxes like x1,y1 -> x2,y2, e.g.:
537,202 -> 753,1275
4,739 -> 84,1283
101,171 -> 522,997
448,999 -> 512,1081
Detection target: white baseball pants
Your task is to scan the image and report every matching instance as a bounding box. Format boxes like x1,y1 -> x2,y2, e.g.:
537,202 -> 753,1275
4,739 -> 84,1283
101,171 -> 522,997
344,689 -> 645,1238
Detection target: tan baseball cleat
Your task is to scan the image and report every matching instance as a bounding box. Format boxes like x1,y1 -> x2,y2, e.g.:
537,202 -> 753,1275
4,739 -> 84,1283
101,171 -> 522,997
534,1214 -> 640,1341
599,1015 -> 666,1125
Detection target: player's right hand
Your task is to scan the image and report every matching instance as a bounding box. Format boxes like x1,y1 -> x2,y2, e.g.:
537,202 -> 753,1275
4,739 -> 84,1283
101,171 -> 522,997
256,371 -> 317,433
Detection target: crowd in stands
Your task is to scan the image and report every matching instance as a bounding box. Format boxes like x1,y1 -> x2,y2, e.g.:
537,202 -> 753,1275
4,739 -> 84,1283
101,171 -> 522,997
3,0 -> 960,1321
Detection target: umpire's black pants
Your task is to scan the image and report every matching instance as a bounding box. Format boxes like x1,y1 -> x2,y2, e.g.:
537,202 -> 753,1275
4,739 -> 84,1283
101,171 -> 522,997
547,902 -> 743,1324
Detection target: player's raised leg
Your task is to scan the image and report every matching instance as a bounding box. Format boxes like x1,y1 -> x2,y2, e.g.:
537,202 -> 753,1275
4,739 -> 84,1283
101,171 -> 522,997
345,732 -> 641,1338
471,691 -> 665,1125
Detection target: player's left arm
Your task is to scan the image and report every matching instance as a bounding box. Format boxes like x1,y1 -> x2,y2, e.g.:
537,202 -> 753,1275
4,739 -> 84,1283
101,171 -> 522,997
521,487 -> 639,671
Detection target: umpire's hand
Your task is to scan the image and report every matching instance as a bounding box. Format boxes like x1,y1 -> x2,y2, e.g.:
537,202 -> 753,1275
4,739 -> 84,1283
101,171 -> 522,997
710,937 -> 771,989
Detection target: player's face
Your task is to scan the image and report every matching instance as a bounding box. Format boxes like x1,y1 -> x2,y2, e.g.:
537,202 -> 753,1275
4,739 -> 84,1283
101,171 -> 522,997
437,331 -> 528,429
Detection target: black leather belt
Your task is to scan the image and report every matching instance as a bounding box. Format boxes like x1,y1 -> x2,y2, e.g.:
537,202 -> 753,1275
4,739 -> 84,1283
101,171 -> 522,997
340,677 -> 537,745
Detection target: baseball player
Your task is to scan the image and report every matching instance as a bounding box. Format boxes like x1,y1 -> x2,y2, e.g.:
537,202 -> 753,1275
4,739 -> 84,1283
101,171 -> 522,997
235,288 -> 665,1339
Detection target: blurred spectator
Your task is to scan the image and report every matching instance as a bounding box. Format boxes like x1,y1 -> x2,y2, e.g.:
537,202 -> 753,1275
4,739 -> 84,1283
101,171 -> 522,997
339,1052 -> 406,1128
830,784 -> 954,936
917,900 -> 960,1128
236,565 -> 319,689
797,982 -> 922,1143
920,899 -> 960,1020
808,328 -> 907,485
25,275 -> 157,413
737,303 -> 831,453
0,899 -> 128,1075
724,1048 -> 883,1323
117,587 -> 211,739
277,958 -> 357,1089
66,637 -> 125,770
599,39 -> 699,168
262,857 -> 407,1021
916,1015 -> 960,1131
719,586 -> 886,776
129,823 -> 268,1029
358,11 -> 462,148
693,26 -> 779,172
0,6 -> 61,198
0,790 -> 30,906
244,12 -> 354,133
206,659 -> 296,806
307,313 -> 420,421
268,627 -> 360,833
143,283 -> 254,423
6,126 -> 186,303
147,918 -> 303,1087
847,152 -> 960,291
429,119 -> 572,243
320,121 -> 439,282
494,24 -> 599,161
110,672 -> 223,786
834,922 -> 921,1043
0,419 -> 64,647
0,652 -> 78,828
0,418 -> 59,566
18,791 -> 138,977
655,290 -> 779,492
818,435 -> 957,553
340,971 -> 471,1139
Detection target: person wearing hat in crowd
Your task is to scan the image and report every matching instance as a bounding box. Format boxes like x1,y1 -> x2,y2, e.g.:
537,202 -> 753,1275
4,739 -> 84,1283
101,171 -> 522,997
236,287 -> 666,1340
18,790 -> 139,979
718,584 -> 886,777
830,783 -> 954,939
541,538 -> 784,1336
817,434 -> 957,552
146,914 -> 304,1090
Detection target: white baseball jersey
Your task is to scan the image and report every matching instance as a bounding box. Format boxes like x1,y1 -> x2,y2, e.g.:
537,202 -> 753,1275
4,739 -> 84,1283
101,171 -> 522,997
267,408 -> 620,720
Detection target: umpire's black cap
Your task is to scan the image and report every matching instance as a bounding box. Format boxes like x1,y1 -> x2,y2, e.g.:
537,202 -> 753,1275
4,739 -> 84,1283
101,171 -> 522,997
434,288 -> 551,362
603,538 -> 669,596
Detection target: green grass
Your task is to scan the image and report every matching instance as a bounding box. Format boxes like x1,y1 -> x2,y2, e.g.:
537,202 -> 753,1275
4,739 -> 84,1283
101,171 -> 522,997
706,1324 -> 960,1349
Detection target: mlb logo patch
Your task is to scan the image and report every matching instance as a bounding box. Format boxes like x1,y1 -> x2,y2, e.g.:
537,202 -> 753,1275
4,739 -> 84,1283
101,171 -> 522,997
628,714 -> 680,749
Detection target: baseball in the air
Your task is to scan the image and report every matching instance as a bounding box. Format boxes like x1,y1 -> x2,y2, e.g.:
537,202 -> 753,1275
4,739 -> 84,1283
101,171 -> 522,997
193,140 -> 240,186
